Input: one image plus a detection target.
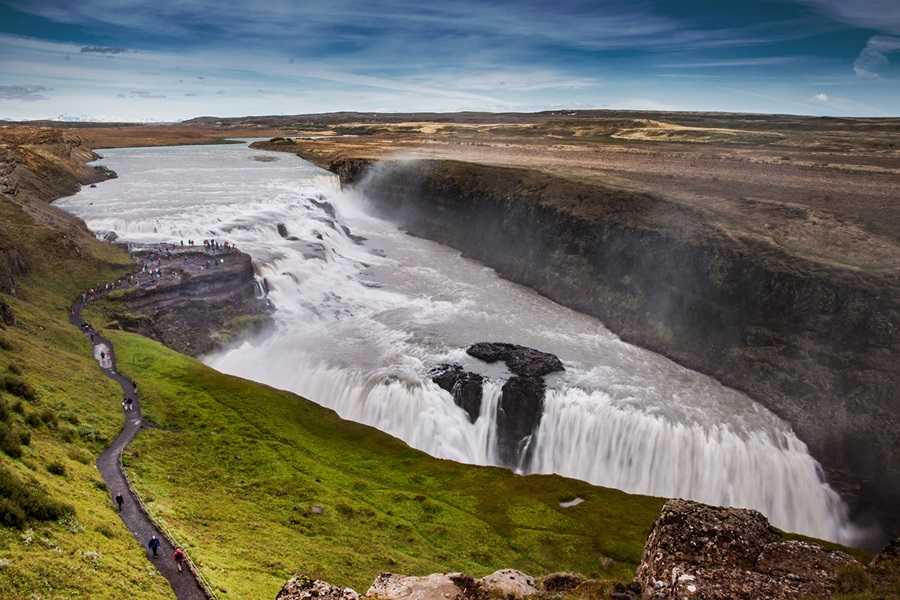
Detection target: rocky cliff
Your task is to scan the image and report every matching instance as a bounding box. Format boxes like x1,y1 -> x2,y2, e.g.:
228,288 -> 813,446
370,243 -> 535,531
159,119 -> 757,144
316,157 -> 899,543
103,245 -> 271,356
1,126 -> 122,312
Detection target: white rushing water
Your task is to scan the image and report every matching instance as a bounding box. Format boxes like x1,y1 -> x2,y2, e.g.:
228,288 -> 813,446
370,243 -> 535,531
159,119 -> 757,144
57,141 -> 859,543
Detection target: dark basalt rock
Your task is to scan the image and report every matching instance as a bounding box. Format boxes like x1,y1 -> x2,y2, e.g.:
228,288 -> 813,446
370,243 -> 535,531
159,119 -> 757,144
341,224 -> 366,244
496,375 -> 545,467
467,342 -> 564,377
463,342 -> 563,467
277,223 -> 289,238
431,364 -> 483,423
310,198 -> 337,219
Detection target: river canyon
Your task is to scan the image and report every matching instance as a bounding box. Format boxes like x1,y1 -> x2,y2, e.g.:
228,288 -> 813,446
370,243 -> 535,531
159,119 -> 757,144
56,140 -> 862,546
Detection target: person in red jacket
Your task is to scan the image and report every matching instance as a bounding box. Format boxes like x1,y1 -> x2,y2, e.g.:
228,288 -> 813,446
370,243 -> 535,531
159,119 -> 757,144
173,547 -> 186,573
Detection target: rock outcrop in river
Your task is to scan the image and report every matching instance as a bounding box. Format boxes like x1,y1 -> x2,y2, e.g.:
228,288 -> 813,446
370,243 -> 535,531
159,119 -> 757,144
319,156 -> 900,541
432,343 -> 564,467
105,245 -> 272,356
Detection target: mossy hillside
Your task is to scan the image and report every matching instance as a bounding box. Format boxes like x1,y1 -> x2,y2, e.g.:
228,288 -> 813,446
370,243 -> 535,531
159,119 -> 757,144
97,326 -> 665,597
0,199 -> 174,599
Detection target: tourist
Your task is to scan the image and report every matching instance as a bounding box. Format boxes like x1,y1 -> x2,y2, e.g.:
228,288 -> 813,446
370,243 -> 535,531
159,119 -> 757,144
173,547 -> 186,572
148,535 -> 160,558
115,493 -> 124,511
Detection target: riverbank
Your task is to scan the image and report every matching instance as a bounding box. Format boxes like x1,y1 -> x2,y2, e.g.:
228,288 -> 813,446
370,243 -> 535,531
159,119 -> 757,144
1,126 -> 176,598
252,127 -> 900,543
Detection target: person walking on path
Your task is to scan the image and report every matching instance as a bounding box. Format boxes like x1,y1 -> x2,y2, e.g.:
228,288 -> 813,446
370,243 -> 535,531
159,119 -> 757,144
148,535 -> 160,558
115,493 -> 124,512
173,547 -> 186,573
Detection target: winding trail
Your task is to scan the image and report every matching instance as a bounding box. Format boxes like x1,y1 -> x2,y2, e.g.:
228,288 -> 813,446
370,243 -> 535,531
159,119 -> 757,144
71,296 -> 210,600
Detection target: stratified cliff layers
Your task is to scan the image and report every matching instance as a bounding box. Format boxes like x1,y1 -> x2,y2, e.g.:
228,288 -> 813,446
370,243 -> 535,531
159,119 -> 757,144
331,157 -> 900,539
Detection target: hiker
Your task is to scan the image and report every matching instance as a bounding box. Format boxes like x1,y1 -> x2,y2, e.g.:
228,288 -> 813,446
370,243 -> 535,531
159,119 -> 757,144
115,493 -> 124,511
148,535 -> 160,558
173,547 -> 186,572
126,398 -> 134,411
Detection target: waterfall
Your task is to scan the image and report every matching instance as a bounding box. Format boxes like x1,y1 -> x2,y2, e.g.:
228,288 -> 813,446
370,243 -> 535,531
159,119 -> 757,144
56,140 -> 863,546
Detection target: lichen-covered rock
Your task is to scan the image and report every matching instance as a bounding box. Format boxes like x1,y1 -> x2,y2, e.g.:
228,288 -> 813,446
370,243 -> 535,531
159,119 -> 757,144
636,499 -> 863,599
872,536 -> 900,565
869,536 -> 900,592
277,574 -> 359,600
366,572 -> 467,600
478,569 -> 538,599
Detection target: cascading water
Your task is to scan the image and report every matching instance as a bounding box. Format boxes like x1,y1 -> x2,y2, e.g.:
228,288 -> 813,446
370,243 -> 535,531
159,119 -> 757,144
57,140 -> 861,544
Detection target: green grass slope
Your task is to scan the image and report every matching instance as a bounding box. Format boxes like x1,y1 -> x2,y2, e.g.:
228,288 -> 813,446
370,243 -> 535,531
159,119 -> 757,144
96,326 -> 664,597
0,199 -> 175,599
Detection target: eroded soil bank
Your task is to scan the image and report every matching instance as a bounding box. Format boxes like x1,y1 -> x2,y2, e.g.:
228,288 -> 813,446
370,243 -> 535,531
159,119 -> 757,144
289,152 -> 900,544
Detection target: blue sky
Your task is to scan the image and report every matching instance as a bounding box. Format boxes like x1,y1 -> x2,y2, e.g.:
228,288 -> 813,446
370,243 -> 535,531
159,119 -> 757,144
1,0 -> 899,121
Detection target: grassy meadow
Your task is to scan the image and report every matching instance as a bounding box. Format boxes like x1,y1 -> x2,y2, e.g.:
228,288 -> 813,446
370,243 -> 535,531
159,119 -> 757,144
0,199 -> 175,599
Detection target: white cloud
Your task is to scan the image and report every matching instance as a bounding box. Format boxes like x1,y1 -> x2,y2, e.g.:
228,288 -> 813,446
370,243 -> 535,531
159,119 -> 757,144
0,85 -> 50,101
813,92 -> 829,101
853,36 -> 900,78
798,0 -> 900,34
660,57 -> 800,69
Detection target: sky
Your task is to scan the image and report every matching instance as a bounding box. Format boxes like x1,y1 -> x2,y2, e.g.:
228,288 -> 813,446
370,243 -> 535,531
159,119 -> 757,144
0,0 -> 899,121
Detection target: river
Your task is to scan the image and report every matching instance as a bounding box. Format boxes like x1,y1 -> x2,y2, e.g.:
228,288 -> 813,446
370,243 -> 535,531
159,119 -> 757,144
56,140 -> 860,544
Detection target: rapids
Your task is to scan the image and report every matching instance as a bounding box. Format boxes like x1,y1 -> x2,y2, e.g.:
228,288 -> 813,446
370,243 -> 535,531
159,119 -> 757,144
57,140 -> 860,544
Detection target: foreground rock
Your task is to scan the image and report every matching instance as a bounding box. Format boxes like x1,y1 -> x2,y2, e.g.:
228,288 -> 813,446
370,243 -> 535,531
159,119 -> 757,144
366,569 -> 538,600
479,569 -> 538,598
367,573 -> 470,600
277,574 -> 359,600
869,536 -> 900,592
636,499 -> 861,599
104,244 -> 272,355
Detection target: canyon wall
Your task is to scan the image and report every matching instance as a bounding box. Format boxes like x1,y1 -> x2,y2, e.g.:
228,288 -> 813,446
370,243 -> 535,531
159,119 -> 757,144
327,157 -> 899,541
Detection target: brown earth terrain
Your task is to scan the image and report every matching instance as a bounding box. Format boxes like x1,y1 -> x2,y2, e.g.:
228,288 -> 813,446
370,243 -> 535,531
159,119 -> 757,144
2,121 -> 281,149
